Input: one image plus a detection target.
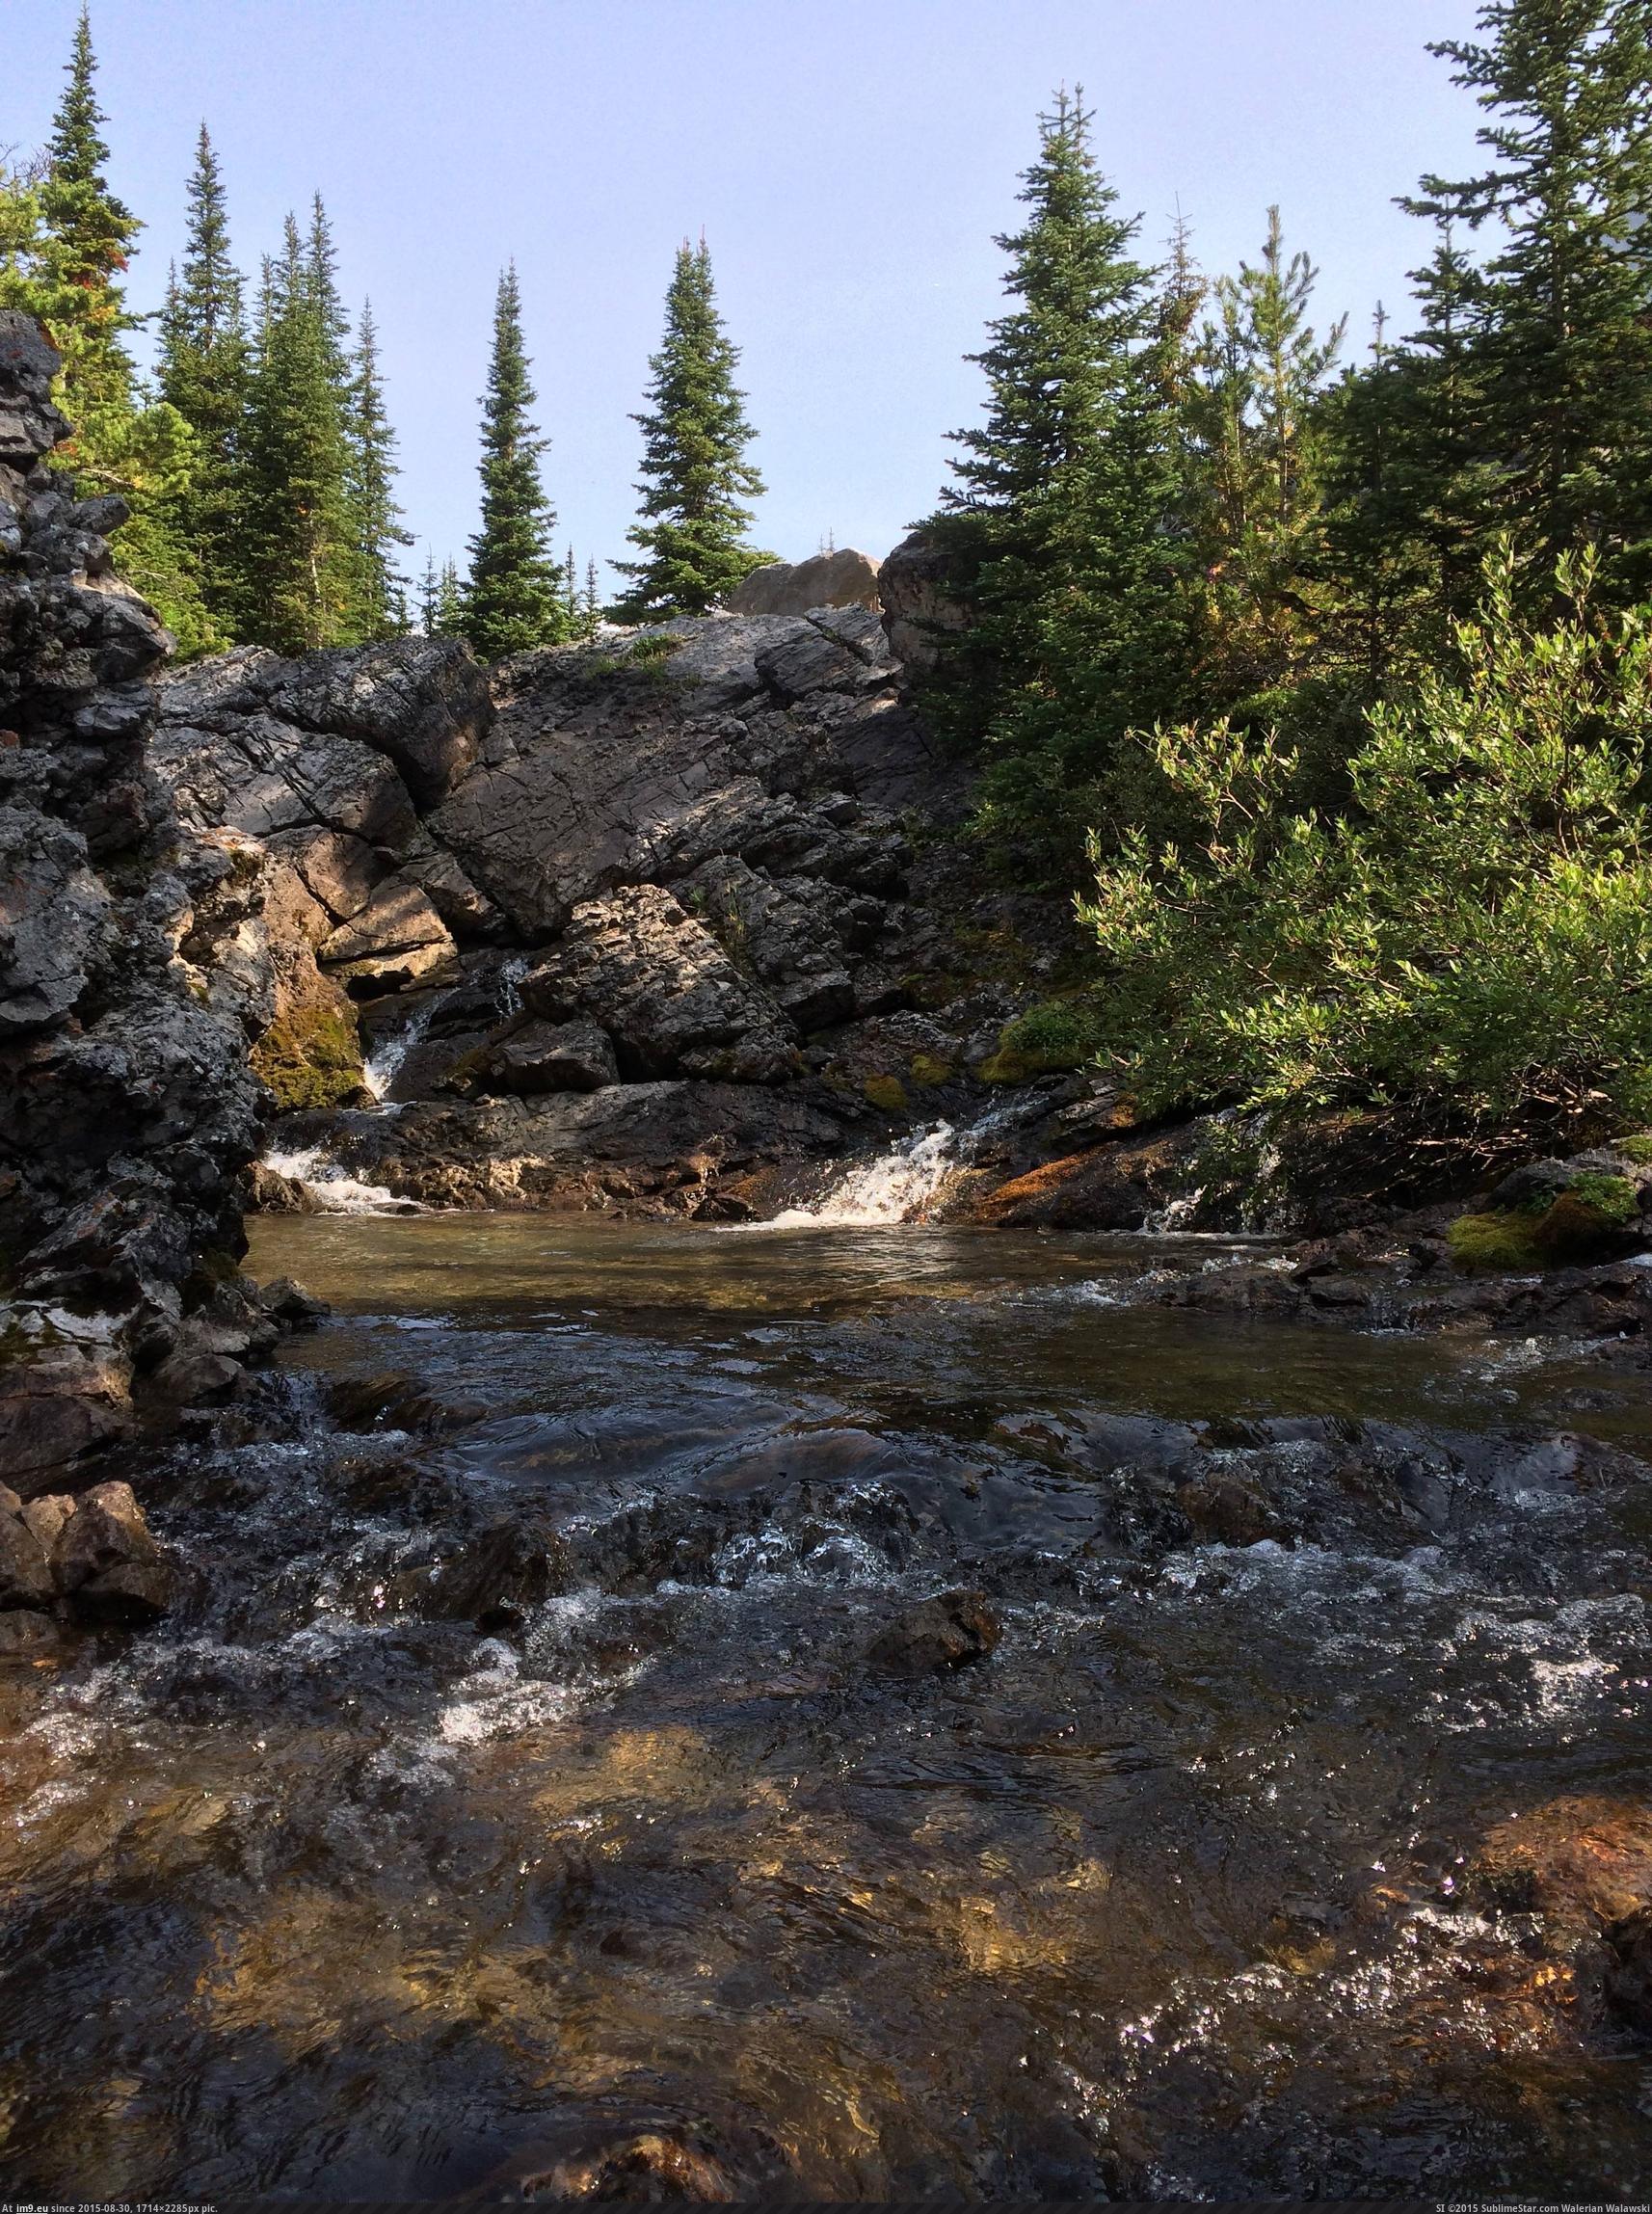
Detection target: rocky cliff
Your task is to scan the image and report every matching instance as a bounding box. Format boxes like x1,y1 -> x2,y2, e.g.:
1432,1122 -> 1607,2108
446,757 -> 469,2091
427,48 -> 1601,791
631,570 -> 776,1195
0,312 -> 267,1493
154,600 -> 1033,1217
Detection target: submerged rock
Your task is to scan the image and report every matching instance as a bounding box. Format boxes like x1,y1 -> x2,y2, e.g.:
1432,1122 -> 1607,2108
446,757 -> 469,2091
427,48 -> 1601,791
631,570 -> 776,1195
866,1587 -> 1002,1674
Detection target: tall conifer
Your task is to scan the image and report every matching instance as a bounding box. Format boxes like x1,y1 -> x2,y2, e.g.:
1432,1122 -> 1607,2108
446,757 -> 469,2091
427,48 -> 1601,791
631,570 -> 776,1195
461,264 -> 566,658
19,10 -> 211,647
610,238 -> 769,620
347,300 -> 411,636
157,123 -> 248,631
236,218 -> 360,651
925,89 -> 1187,857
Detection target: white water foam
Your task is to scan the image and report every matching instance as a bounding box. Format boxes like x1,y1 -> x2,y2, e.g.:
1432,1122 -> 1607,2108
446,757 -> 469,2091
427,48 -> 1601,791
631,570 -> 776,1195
767,1122 -> 960,1227
261,1143 -> 418,1215
360,998 -> 439,1103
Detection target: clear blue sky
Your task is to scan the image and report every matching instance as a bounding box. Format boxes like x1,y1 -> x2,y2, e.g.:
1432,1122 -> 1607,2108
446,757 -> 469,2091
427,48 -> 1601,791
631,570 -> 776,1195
10,0 -> 1485,587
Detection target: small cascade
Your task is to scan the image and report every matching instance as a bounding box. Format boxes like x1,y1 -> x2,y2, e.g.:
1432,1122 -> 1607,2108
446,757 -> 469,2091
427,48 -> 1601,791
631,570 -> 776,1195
768,1123 -> 960,1228
498,954 -> 531,1018
361,998 -> 439,1105
261,1143 -> 420,1216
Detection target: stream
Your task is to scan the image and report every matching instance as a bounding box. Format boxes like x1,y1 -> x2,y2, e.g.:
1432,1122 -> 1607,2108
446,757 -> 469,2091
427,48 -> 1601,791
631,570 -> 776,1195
3,1214 -> 1651,2200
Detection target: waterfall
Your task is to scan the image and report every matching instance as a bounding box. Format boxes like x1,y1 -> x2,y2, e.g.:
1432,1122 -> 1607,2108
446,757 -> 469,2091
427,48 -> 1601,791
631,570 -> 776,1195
361,998 -> 440,1104
766,1124 -> 960,1228
261,1143 -> 420,1216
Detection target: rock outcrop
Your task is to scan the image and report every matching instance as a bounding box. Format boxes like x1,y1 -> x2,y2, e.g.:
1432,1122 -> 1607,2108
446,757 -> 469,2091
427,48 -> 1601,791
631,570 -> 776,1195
0,311 -> 264,1486
727,547 -> 882,617
877,531 -> 971,672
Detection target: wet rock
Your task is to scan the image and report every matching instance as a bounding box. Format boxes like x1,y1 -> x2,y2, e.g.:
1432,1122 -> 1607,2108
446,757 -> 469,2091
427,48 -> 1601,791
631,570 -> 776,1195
728,547 -> 882,616
0,1609 -> 60,1660
523,885 -> 800,1083
0,1335 -> 135,1492
1175,1470 -> 1286,1547
866,1587 -> 1001,1674
258,1275 -> 331,1325
0,1482 -> 55,1609
422,1514 -> 573,1632
147,1347 -> 244,1404
1607,1904 -> 1652,2034
19,1491 -> 74,1554
51,1479 -> 173,1622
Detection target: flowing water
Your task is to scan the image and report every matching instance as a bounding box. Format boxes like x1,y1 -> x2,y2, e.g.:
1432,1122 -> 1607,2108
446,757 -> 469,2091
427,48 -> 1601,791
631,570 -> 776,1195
4,1214 -> 1652,2201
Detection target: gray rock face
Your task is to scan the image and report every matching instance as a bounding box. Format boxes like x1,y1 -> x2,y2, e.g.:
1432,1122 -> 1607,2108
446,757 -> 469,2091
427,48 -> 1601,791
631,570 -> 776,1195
429,618 -> 911,939
524,885 -> 800,1082
489,1017 -> 619,1094
0,310 -> 264,1480
877,531 -> 971,673
319,877 -> 456,991
728,547 -> 882,617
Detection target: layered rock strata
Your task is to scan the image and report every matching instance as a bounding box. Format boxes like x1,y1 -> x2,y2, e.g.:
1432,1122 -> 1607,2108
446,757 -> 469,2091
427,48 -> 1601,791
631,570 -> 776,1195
0,311 -> 265,1490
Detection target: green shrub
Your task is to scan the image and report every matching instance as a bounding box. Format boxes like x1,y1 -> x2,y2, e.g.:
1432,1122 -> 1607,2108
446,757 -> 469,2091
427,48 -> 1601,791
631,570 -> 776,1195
978,997 -> 1104,1083
1617,1135 -> 1652,1164
1078,549 -> 1652,1139
627,630 -> 681,664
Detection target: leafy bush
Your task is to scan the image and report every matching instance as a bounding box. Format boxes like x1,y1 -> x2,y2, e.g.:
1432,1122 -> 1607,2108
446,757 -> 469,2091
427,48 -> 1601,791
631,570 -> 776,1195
1078,550 -> 1652,1141
978,998 -> 1105,1083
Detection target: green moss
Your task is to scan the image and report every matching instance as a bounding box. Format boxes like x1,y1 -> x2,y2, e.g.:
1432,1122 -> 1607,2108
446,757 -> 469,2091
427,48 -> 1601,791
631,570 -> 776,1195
1616,1134 -> 1652,1164
909,1052 -> 956,1087
979,998 -> 1104,1084
628,630 -> 681,663
864,1073 -> 908,1113
1449,1174 -> 1642,1271
1448,1212 -> 1543,1270
252,1005 -> 365,1112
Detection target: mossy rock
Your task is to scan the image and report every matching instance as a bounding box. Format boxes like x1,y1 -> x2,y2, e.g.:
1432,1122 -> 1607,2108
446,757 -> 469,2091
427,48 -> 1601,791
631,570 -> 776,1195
908,1052 -> 956,1088
1617,1134 -> 1652,1164
1449,1176 -> 1641,1272
978,998 -> 1103,1085
976,1045 -> 1041,1085
252,1005 -> 365,1113
864,1073 -> 908,1113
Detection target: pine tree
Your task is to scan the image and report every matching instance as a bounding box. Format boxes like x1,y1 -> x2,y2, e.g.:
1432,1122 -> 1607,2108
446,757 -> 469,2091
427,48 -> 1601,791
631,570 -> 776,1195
1181,206 -> 1346,706
347,299 -> 412,636
923,89 -> 1188,860
418,548 -> 441,635
156,123 -> 248,633
610,237 -> 770,620
436,557 -> 466,635
235,218 -> 360,651
11,11 -> 212,649
1408,0 -> 1652,599
461,263 -> 566,658
582,555 -> 601,638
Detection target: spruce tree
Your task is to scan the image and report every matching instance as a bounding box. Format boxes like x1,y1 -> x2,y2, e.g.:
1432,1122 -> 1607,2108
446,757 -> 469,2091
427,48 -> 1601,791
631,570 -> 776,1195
156,123 -> 248,633
610,238 -> 770,620
14,10 -> 212,648
1407,0 -> 1652,599
235,219 -> 360,651
347,300 -> 412,636
461,263 -> 566,658
1181,207 -> 1346,706
924,89 -> 1187,861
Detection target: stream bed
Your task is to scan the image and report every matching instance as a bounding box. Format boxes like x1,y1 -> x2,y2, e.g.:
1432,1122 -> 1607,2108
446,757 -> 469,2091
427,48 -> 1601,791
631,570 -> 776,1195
3,1215 -> 1651,2200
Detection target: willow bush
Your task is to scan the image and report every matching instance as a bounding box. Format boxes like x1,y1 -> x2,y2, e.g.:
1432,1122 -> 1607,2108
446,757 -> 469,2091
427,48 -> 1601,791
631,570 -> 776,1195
1079,549 -> 1652,1139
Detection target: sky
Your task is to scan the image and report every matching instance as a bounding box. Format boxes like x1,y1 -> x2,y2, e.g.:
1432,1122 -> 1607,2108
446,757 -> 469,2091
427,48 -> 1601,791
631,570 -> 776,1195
8,0 -> 1487,589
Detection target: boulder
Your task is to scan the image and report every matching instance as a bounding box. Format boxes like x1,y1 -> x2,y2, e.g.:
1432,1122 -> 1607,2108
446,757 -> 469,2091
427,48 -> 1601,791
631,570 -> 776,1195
0,1610 -> 60,1661
0,1335 -> 134,1492
0,1484 -> 54,1610
523,885 -> 799,1083
728,547 -> 883,617
490,1017 -> 619,1095
319,878 -> 456,991
877,531 -> 971,672
867,1588 -> 1002,1675
50,1479 -> 174,1623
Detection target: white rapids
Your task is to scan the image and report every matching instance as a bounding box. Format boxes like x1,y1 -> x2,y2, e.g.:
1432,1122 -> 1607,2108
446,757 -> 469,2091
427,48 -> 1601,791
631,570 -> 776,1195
766,1123 -> 961,1228
260,1144 -> 419,1216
